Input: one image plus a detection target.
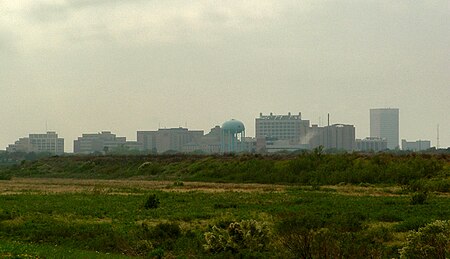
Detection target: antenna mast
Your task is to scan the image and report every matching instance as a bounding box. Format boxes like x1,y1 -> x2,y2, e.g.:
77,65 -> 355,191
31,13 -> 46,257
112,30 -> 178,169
437,124 -> 440,149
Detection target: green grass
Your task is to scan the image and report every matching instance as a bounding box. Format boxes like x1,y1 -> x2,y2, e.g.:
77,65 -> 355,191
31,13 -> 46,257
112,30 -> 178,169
0,240 -> 131,259
0,153 -> 449,257
1,185 -> 450,258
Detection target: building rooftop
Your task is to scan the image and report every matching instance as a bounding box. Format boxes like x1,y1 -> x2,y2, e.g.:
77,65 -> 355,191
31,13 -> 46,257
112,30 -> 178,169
258,112 -> 302,120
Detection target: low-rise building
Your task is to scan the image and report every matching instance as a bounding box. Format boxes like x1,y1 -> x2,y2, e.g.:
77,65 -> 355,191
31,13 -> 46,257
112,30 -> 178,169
264,139 -> 309,153
256,112 -> 310,143
6,132 -> 64,155
356,137 -> 388,152
181,126 -> 222,154
73,131 -> 127,154
137,128 -> 204,154
402,139 -> 431,152
309,124 -> 355,151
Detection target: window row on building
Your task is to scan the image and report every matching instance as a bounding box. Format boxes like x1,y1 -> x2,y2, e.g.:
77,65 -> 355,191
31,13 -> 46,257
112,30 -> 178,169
6,132 -> 64,155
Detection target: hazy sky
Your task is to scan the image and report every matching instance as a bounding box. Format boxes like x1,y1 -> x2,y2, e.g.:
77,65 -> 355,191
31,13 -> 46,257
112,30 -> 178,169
1,1 -> 449,151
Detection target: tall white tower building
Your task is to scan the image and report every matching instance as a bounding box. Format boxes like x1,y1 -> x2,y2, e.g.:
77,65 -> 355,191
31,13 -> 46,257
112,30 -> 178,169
370,108 -> 399,150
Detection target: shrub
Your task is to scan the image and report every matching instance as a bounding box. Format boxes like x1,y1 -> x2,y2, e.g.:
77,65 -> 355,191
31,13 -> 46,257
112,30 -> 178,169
148,247 -> 164,259
0,209 -> 15,221
138,162 -> 162,175
135,239 -> 153,255
213,203 -> 238,209
399,220 -> 450,259
144,194 -> 160,209
204,220 -> 270,254
394,218 -> 429,232
151,222 -> 181,240
331,212 -> 366,232
140,222 -> 182,252
411,192 -> 428,205
278,225 -> 315,258
377,213 -> 402,222
275,213 -> 324,258
0,172 -> 11,180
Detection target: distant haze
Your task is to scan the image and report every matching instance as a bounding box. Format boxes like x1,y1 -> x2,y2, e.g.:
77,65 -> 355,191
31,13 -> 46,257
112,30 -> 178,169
1,1 -> 449,152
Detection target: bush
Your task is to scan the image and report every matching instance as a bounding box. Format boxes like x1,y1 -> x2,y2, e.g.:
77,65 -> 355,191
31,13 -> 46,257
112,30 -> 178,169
140,222 -> 182,251
151,222 -> 181,240
148,247 -> 164,259
276,213 -> 324,258
144,194 -> 160,209
138,162 -> 162,175
213,203 -> 238,209
0,170 -> 12,180
377,213 -> 402,222
399,220 -> 450,259
411,192 -> 428,205
204,220 -> 270,254
0,209 -> 15,221
394,218 -> 429,232
331,212 -> 366,232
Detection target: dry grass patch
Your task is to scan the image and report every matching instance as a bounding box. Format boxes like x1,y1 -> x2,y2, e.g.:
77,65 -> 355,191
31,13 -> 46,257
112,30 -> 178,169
0,178 -> 286,195
328,185 -> 404,197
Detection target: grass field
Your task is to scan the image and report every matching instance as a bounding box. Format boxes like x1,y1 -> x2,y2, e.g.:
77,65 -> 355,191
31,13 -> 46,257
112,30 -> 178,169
1,176 -> 450,258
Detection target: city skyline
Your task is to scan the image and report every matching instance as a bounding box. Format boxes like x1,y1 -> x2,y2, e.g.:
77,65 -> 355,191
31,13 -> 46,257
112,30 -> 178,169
1,1 -> 449,151
4,109 -> 442,153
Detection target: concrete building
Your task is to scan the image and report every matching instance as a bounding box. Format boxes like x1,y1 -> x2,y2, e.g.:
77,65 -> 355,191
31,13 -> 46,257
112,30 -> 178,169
182,126 -> 223,154
256,112 -> 310,143
73,131 -> 127,154
255,112 -> 355,152
156,128 -> 203,153
137,128 -> 204,154
183,122 -> 254,154
264,139 -> 309,153
370,108 -> 399,149
182,126 -> 221,153
6,137 -> 30,153
356,137 -> 388,152
309,124 -> 356,151
6,131 -> 64,155
137,131 -> 157,152
402,139 -> 431,152
123,141 -> 144,152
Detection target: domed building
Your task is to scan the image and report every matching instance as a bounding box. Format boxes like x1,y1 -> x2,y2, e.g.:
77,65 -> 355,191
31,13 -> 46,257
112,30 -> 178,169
221,119 -> 246,153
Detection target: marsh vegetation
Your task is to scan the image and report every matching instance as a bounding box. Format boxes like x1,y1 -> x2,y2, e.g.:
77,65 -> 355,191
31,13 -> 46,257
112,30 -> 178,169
0,153 -> 449,258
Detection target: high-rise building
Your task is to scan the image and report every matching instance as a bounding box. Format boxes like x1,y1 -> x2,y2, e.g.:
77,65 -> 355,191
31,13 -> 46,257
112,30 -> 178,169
370,108 -> 399,150
6,131 -> 64,155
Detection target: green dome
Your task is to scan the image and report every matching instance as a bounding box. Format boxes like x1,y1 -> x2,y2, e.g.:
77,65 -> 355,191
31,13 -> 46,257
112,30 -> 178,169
222,119 -> 245,134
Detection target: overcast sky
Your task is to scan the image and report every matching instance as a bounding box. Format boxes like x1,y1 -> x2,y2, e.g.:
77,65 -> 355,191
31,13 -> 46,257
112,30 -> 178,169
1,1 -> 449,151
